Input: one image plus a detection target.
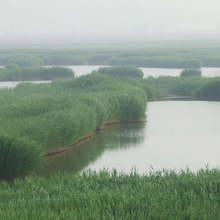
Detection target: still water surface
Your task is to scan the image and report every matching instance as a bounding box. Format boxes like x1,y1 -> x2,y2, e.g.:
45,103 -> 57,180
67,66 -> 220,78
37,101 -> 220,177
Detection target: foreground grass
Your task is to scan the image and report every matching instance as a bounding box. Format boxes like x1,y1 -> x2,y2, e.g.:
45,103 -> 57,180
0,169 -> 220,219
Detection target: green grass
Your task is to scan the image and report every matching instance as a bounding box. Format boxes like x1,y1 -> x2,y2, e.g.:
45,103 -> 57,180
192,77 -> 220,99
0,169 -> 220,219
0,135 -> 41,182
180,69 -> 202,78
0,74 -> 148,181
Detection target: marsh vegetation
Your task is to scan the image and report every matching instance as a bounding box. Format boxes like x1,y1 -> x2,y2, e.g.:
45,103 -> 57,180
0,43 -> 220,219
0,41 -> 220,69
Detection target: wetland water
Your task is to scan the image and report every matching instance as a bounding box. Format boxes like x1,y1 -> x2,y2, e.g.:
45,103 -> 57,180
67,66 -> 220,78
37,101 -> 220,177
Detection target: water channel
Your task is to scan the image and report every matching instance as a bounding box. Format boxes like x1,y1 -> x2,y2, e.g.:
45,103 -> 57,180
37,100 -> 220,177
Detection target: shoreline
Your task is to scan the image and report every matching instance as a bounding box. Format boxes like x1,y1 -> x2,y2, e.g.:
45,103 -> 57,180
43,119 -> 146,158
149,95 -> 220,102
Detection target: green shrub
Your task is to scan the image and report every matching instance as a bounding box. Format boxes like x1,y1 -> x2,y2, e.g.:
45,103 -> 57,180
4,63 -> 19,70
192,77 -> 220,99
180,69 -> 202,77
3,66 -> 75,81
0,135 -> 41,182
8,55 -> 44,68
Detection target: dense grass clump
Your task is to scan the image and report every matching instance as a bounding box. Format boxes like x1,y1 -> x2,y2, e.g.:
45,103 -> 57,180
98,66 -> 144,78
145,76 -> 209,96
4,63 -> 19,70
1,66 -> 75,81
192,77 -> 220,99
7,54 -> 44,68
0,135 -> 41,182
180,68 -> 202,77
0,74 -> 147,180
0,169 -> 220,219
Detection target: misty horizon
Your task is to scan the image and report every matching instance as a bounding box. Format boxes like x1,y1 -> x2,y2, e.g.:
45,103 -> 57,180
1,0 -> 220,45
1,31 -> 220,45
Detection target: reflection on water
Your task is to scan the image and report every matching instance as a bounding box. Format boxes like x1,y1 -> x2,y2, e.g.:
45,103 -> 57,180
36,123 -> 145,177
36,101 -> 220,176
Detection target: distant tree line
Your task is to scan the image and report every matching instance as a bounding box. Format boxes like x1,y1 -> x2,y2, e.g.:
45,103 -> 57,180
0,43 -> 220,68
0,66 -> 74,81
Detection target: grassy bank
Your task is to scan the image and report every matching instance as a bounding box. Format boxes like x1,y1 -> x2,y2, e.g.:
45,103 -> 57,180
0,73 -> 148,181
0,169 -> 220,219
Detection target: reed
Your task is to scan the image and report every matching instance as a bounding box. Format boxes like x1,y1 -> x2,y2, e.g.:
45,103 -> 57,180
0,74 -> 147,181
1,66 -> 75,81
0,134 -> 41,182
192,77 -> 220,99
0,169 -> 220,219
180,69 -> 202,77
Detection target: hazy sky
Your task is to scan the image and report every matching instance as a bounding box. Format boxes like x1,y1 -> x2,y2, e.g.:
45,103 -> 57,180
1,0 -> 220,41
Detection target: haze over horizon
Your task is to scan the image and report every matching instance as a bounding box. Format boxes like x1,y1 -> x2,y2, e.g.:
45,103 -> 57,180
1,0 -> 220,44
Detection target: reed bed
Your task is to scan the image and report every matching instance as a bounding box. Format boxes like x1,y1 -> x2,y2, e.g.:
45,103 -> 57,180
0,66 -> 75,81
0,74 -> 147,181
0,169 -> 220,219
1,68 -> 220,181
192,77 -> 220,99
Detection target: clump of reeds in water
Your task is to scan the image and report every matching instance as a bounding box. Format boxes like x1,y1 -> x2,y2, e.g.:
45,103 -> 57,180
0,74 -> 148,181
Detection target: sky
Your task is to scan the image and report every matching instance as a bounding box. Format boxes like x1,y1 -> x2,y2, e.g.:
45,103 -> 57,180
1,0 -> 220,43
